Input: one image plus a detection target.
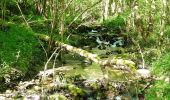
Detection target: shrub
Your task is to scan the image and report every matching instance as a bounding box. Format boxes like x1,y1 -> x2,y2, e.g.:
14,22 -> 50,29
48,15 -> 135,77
146,53 -> 170,99
103,15 -> 125,33
165,26 -> 170,38
151,53 -> 170,76
145,80 -> 170,100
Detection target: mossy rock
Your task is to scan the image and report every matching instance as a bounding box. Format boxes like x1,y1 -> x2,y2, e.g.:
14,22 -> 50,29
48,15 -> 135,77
49,94 -> 68,100
106,68 -> 136,81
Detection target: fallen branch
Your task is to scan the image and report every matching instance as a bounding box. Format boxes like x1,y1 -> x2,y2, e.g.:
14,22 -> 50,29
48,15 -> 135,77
36,34 -> 136,72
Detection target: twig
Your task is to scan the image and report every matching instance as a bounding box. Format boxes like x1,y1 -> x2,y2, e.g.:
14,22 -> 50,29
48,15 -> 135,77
16,1 -> 29,27
132,38 -> 145,69
28,19 -> 52,24
64,0 -> 74,12
53,50 -> 61,82
38,39 -> 48,60
68,0 -> 102,27
42,47 -> 59,81
137,43 -> 145,69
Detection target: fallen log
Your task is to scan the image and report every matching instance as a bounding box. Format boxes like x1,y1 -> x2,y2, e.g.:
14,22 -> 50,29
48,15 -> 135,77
36,34 -> 136,72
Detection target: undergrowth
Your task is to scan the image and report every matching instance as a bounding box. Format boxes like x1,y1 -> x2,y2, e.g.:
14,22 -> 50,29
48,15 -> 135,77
151,53 -> 170,76
145,53 -> 170,99
145,80 -> 170,100
0,22 -> 40,79
103,15 -> 125,33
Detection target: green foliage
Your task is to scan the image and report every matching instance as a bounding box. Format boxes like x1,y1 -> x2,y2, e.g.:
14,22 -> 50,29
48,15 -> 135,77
145,80 -> 170,100
0,22 -> 38,76
139,33 -> 159,47
68,84 -> 85,96
103,15 -> 125,33
146,53 -> 170,100
151,53 -> 170,76
29,16 -> 50,33
165,26 -> 170,38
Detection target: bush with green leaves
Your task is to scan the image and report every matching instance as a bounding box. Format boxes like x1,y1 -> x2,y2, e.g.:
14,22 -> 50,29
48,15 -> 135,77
151,53 -> 170,76
0,22 -> 39,78
165,26 -> 170,38
145,53 -> 170,99
145,80 -> 170,100
103,15 -> 125,33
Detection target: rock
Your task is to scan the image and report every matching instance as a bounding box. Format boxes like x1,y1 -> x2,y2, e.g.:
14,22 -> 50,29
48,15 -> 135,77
34,86 -> 41,91
49,94 -> 67,100
114,94 -> 132,100
5,90 -> 12,94
115,96 -> 121,100
24,94 -> 40,100
0,96 -> 5,100
136,69 -> 151,78
165,77 -> 170,83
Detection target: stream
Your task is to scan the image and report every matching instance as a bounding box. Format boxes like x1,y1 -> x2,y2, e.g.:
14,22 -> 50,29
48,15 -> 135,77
0,29 -> 151,100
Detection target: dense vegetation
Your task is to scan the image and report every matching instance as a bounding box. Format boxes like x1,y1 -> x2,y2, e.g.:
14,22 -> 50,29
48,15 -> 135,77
0,0 -> 170,99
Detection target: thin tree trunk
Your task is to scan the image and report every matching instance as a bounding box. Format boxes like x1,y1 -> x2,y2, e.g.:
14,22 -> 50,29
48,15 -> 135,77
159,0 -> 167,45
102,0 -> 109,20
108,0 -> 113,16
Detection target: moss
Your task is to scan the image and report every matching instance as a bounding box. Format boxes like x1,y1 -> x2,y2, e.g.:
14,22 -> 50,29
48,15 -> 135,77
0,22 -> 41,78
67,84 -> 85,96
49,94 -> 68,100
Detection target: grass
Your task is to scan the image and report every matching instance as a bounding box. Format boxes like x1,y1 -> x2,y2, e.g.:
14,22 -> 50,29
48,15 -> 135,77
151,53 -> 170,76
145,53 -> 170,99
